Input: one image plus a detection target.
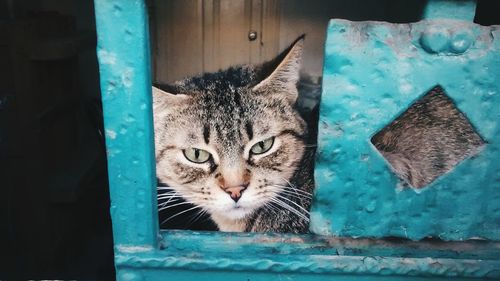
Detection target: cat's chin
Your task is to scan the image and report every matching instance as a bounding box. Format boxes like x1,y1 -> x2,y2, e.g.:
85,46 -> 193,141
216,206 -> 254,221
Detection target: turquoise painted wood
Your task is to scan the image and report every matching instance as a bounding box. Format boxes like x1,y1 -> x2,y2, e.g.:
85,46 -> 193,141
94,0 -> 158,251
311,1 -> 500,241
93,0 -> 500,280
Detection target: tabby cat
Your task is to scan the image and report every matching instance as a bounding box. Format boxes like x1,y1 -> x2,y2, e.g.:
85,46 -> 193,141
153,37 -> 315,233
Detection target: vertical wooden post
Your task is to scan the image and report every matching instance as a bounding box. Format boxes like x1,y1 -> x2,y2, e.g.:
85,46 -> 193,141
423,0 -> 477,21
94,0 -> 158,251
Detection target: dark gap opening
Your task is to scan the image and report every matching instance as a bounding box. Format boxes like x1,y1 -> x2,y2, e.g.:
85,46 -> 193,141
474,0 -> 500,25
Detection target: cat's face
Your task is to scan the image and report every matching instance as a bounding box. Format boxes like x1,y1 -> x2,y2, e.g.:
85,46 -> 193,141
154,38 -> 305,224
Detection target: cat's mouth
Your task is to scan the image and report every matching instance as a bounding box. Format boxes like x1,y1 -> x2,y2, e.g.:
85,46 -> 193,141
219,204 -> 254,220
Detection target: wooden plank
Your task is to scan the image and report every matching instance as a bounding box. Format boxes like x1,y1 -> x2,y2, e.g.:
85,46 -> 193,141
248,0 -> 261,64
215,0 -> 249,69
259,0 -> 280,64
154,0 -> 203,83
155,0 -> 397,83
202,0 -> 217,72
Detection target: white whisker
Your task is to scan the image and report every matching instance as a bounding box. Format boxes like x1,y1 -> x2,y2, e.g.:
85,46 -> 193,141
268,197 -> 309,222
161,205 -> 203,224
263,200 -> 281,214
187,209 -> 208,226
272,184 -> 312,197
158,190 -> 180,204
157,194 -> 183,199
282,188 -> 312,199
281,177 -> 295,188
279,178 -> 312,197
157,193 -> 197,200
277,189 -> 311,200
158,197 -> 181,208
158,201 -> 193,212
269,199 -> 309,222
158,192 -> 183,207
275,194 -> 310,216
271,187 -> 306,200
157,195 -> 194,201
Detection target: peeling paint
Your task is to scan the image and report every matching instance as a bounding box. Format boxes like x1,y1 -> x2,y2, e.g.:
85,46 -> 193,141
98,49 -> 117,65
117,245 -> 155,253
122,67 -> 134,88
106,129 -> 117,139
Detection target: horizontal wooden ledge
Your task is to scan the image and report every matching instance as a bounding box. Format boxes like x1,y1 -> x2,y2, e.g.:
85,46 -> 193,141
113,230 -> 500,279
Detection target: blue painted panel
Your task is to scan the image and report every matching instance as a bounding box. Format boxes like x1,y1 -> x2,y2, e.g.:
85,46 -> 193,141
94,0 -> 158,249
312,18 -> 500,240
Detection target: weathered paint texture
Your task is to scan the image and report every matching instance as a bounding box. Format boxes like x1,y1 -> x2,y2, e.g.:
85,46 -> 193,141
94,0 -> 500,280
312,17 -> 500,240
94,0 -> 158,248
114,231 -> 500,280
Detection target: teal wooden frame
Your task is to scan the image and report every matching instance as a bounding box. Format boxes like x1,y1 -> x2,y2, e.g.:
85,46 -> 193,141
94,0 -> 500,280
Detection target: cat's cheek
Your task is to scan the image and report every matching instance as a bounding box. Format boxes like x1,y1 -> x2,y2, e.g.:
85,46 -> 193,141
250,137 -> 303,174
155,160 -> 176,184
280,141 -> 304,169
156,156 -> 205,190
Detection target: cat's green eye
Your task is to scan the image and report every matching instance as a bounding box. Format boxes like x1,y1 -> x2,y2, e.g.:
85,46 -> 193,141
250,137 -> 275,155
183,148 -> 211,163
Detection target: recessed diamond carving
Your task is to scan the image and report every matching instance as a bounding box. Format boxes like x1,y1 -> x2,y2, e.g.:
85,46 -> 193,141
371,85 -> 485,188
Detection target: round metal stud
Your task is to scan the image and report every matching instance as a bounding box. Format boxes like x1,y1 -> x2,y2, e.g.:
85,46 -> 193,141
248,30 -> 258,41
420,28 -> 450,54
450,31 -> 473,54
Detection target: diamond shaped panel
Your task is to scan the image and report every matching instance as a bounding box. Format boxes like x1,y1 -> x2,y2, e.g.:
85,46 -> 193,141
371,85 -> 485,188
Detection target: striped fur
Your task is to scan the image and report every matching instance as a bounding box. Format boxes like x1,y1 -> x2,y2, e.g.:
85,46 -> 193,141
154,37 -> 314,233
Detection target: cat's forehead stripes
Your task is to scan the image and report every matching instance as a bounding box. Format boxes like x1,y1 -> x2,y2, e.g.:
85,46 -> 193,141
245,121 -> 253,140
203,124 -> 210,144
199,89 -> 251,149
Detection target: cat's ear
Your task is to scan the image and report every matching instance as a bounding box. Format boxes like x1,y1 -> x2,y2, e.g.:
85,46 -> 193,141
252,36 -> 304,104
152,86 -> 190,107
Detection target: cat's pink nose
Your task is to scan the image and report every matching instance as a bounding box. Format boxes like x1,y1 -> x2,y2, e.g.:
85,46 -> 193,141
224,185 -> 247,202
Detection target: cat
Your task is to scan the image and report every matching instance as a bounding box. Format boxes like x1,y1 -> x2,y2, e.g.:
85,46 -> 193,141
153,36 -> 315,233
371,85 -> 485,188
